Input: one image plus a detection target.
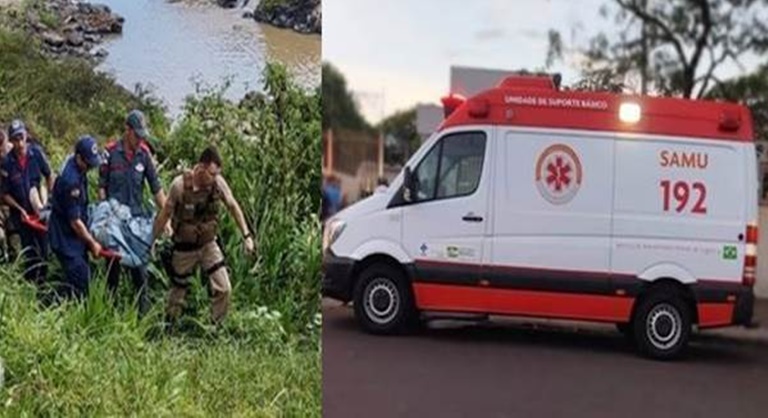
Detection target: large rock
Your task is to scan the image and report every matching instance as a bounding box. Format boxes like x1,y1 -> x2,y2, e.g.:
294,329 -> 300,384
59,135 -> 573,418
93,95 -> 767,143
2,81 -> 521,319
41,31 -> 65,47
82,12 -> 123,34
65,30 -> 84,47
83,33 -> 102,43
77,3 -> 112,15
219,0 -> 251,8
91,48 -> 108,59
252,0 -> 321,35
23,1 -> 124,64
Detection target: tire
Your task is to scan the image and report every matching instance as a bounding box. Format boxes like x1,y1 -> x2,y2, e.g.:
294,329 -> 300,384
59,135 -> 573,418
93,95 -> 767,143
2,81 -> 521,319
352,263 -> 417,335
632,286 -> 691,360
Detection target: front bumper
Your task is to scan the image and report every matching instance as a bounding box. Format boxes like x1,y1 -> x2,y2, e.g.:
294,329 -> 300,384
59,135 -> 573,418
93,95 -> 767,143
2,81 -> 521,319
321,250 -> 356,302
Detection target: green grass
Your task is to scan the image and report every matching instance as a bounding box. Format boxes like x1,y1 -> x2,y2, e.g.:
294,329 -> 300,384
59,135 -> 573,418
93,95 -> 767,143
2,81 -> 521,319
0,264 -> 320,417
36,7 -> 59,30
0,21 -> 321,416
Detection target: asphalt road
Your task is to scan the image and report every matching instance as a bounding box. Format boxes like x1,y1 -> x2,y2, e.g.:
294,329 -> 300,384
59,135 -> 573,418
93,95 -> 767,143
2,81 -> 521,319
323,300 -> 768,418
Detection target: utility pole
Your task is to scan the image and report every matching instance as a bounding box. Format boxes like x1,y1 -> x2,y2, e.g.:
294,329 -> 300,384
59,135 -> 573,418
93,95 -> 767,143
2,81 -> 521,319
326,128 -> 334,174
379,89 -> 385,178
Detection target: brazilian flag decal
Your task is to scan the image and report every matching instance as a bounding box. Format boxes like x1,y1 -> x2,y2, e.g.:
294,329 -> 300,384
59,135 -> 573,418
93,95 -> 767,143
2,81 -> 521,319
723,245 -> 738,260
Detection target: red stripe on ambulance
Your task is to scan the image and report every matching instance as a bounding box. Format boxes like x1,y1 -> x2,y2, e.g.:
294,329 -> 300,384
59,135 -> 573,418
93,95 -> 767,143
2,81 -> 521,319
413,283 -> 634,323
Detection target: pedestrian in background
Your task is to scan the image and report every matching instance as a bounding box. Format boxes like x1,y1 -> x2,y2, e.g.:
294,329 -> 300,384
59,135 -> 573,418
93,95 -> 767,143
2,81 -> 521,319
322,174 -> 344,221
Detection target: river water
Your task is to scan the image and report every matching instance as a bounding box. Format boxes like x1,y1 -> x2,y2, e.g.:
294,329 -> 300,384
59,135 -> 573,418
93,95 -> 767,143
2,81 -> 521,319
94,0 -> 320,118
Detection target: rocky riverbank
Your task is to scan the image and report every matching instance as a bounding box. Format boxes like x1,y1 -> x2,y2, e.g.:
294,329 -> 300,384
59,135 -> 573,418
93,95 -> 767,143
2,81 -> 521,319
245,0 -> 320,35
1,0 -> 123,63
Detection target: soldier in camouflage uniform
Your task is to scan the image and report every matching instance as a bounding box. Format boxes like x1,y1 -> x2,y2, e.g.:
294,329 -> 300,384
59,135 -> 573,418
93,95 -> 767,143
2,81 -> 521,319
152,146 -> 255,324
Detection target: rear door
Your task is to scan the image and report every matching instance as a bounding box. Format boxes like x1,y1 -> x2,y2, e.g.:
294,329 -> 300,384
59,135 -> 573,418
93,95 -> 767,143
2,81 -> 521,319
401,127 -> 493,311
611,137 -> 746,286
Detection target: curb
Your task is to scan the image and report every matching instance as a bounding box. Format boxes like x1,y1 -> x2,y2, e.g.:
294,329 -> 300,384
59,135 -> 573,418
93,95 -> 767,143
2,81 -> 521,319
697,326 -> 768,346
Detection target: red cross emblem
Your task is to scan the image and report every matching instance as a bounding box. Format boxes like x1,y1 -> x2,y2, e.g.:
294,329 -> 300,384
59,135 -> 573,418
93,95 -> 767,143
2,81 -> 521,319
535,144 -> 583,205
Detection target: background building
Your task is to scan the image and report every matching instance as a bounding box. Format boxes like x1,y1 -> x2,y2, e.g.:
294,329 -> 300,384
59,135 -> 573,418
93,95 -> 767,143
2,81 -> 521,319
415,65 -> 521,142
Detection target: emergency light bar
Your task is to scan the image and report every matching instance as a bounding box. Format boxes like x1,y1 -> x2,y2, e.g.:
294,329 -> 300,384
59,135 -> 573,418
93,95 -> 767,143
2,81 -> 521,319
619,103 -> 642,123
441,94 -> 466,118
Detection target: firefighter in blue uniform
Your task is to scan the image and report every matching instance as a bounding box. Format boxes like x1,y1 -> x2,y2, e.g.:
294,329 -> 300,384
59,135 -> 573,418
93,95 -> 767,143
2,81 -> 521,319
0,120 -> 54,284
49,136 -> 103,299
99,110 -> 166,315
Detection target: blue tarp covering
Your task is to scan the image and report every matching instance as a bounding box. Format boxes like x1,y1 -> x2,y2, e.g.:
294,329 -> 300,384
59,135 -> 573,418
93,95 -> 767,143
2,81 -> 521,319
88,199 -> 154,268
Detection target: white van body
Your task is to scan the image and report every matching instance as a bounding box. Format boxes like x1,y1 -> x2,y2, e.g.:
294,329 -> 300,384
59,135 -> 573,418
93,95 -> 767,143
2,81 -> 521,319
322,76 -> 758,359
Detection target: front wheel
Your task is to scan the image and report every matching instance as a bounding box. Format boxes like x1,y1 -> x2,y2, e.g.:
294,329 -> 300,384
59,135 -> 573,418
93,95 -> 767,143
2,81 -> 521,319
352,263 -> 417,335
632,288 -> 691,360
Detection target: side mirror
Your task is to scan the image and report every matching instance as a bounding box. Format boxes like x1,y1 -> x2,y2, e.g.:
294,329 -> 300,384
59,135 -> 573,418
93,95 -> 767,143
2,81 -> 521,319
403,166 -> 414,202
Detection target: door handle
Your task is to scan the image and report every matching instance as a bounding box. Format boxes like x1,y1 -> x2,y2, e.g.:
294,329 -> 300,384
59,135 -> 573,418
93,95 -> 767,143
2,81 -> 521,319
462,214 -> 484,222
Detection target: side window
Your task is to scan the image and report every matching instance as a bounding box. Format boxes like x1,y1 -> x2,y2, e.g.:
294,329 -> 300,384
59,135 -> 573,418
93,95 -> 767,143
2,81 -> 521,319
412,132 -> 486,202
414,141 -> 440,200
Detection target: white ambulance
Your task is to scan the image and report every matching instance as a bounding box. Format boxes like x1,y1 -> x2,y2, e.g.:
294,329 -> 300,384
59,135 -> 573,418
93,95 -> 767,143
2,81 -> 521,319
322,75 -> 758,359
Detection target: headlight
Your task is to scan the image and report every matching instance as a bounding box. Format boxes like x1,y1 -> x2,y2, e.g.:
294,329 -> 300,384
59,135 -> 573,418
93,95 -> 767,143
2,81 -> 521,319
322,219 -> 346,253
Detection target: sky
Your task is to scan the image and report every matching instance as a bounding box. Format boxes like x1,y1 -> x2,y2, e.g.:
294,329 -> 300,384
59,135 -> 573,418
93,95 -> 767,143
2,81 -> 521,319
324,0 -> 765,124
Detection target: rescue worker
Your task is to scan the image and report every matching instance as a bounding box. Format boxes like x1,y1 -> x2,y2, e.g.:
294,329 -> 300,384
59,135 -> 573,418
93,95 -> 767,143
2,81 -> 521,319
49,136 -> 103,299
0,128 -> 12,261
152,146 -> 255,325
0,120 -> 54,284
99,109 -> 166,315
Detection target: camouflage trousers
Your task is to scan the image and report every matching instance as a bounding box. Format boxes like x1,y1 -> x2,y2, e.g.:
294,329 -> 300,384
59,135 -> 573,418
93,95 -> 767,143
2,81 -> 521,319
167,240 -> 231,324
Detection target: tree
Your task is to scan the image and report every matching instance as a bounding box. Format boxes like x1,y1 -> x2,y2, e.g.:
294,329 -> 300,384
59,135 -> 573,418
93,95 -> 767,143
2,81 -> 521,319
551,0 -> 768,98
377,107 -> 419,164
321,62 -> 371,132
706,65 -> 768,142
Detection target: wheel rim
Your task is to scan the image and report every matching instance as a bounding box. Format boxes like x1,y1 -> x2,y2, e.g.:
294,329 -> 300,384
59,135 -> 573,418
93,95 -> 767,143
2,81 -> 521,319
645,303 -> 683,351
363,277 -> 400,325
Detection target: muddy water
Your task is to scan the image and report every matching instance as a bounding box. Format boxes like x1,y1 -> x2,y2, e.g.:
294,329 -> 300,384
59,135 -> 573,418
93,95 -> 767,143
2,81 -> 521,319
95,0 -> 320,117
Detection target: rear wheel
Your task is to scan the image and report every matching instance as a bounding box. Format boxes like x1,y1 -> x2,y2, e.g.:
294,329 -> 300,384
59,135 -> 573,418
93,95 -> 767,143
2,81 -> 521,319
353,263 -> 418,335
632,287 -> 691,360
